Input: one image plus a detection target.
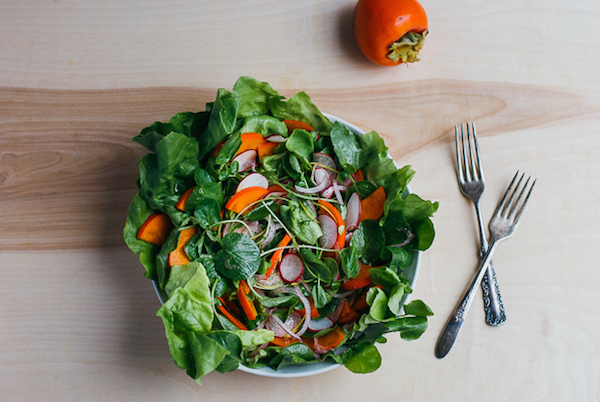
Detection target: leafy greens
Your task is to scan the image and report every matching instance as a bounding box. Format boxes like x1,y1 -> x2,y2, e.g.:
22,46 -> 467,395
123,76 -> 437,384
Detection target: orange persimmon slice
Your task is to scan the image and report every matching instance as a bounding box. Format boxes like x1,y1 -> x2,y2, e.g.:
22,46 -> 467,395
340,262 -> 373,290
306,326 -> 345,352
270,336 -> 300,347
360,186 -> 386,222
168,227 -> 196,268
137,213 -> 173,246
175,187 -> 196,212
225,186 -> 270,214
257,142 -> 278,159
283,120 -> 315,134
237,280 -> 258,321
216,298 -> 248,330
236,133 -> 267,156
337,300 -> 360,324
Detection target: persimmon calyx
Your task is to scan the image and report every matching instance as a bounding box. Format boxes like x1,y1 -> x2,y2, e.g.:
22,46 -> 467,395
387,29 -> 428,63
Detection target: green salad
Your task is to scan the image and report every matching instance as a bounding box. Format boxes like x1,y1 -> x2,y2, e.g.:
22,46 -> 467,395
123,76 -> 437,384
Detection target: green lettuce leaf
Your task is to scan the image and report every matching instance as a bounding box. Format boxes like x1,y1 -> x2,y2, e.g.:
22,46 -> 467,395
133,112 -> 209,152
233,76 -> 281,118
269,91 -> 333,133
122,193 -> 160,280
198,88 -> 240,160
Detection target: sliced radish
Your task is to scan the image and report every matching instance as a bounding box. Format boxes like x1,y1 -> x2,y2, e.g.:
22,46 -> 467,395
313,153 -> 337,174
279,253 -> 304,283
318,214 -> 338,249
266,134 -> 287,143
233,149 -> 258,172
308,317 -> 334,332
255,271 -> 283,289
345,192 -> 361,231
237,172 -> 269,192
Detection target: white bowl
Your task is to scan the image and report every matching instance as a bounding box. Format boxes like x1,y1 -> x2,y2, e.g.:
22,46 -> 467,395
153,113 -> 421,378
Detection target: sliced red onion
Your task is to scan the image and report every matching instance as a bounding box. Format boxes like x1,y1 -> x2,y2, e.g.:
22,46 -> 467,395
321,186 -> 334,199
292,286 -> 312,336
388,228 -> 415,248
275,286 -> 312,336
258,216 -> 276,249
233,220 -> 260,237
342,176 -> 352,187
332,180 -> 344,206
345,231 -> 353,244
271,315 -> 302,340
312,167 -> 331,186
267,191 -> 287,199
295,179 -> 330,194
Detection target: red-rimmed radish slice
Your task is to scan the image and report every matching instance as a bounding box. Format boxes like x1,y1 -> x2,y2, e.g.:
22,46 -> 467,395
308,317 -> 334,332
237,172 -> 268,192
233,149 -> 258,172
313,153 -> 337,174
279,253 -> 304,283
345,192 -> 361,231
255,271 -> 283,289
318,214 -> 338,249
266,134 -> 287,143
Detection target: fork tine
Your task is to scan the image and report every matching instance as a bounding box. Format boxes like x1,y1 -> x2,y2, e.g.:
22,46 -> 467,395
494,171 -> 520,217
454,125 -> 465,183
511,177 -> 536,224
460,123 -> 471,181
470,122 -> 484,182
500,172 -> 525,218
466,123 -> 478,180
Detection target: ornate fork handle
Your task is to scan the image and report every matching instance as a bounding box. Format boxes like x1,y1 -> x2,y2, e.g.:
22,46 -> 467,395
435,241 -> 499,358
475,203 -> 506,326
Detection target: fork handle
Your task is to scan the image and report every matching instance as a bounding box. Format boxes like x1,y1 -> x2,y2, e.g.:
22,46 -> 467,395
475,203 -> 507,326
435,240 -> 500,359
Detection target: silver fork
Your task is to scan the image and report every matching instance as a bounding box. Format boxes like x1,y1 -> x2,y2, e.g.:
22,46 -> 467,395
455,122 -> 506,326
435,171 -> 536,358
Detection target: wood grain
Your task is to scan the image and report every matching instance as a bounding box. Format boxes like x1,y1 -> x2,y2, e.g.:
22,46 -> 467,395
1,82 -> 597,250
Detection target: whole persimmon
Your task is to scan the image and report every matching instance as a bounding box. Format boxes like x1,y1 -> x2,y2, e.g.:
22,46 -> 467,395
353,0 -> 428,66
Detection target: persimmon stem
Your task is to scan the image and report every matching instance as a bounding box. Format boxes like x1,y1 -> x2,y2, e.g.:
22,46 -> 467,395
387,29 -> 428,63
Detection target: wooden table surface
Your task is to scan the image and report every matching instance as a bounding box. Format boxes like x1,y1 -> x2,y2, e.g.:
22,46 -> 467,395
1,1 -> 599,401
